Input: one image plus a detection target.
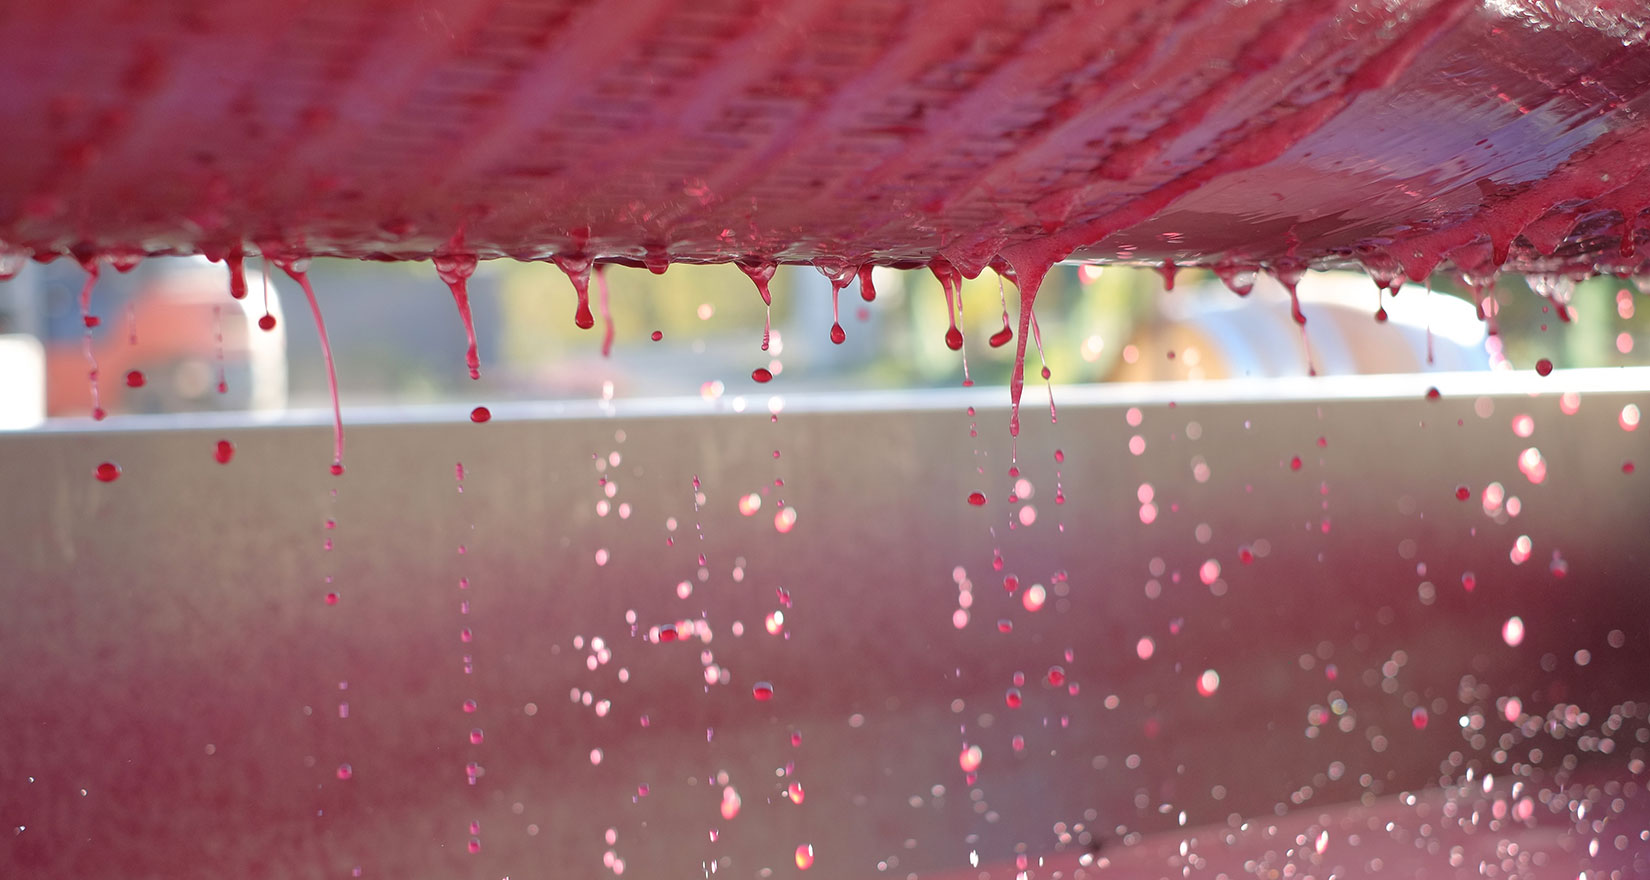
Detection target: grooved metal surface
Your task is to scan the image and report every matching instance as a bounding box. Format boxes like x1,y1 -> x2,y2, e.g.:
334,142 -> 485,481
1,0 -> 1649,273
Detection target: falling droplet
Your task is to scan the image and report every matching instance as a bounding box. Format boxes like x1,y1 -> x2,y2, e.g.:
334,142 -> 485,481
552,254 -> 596,330
277,260 -> 346,475
932,259 -> 964,351
470,406 -> 491,423
226,246 -> 248,300
335,763 -> 353,780
1213,261 -> 1257,296
94,462 -> 121,482
988,272 -> 1013,348
817,260 -> 853,346
738,259 -> 777,351
794,844 -> 814,871
124,369 -> 145,388
857,264 -> 877,302
214,440 -> 235,464
752,681 -> 774,702
1535,358 -> 1554,376
76,254 -> 104,420
433,252 -> 482,380
650,330 -> 663,341
595,264 -> 614,357
1002,249 -> 1053,438
751,367 -> 773,383
643,245 -> 670,275
967,492 -> 986,506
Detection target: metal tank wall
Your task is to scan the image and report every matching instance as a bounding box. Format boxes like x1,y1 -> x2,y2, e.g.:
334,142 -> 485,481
2,373 -> 1648,879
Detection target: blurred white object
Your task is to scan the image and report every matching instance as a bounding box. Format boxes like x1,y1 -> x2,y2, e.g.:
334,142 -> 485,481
0,333 -> 44,428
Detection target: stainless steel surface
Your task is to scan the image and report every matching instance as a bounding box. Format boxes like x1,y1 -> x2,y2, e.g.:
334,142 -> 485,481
3,376 -> 1649,878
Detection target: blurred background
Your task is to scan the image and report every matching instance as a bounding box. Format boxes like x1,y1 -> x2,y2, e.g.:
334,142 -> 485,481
1,257 -> 1645,425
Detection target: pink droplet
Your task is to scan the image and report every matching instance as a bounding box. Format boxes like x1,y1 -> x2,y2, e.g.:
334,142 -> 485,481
214,439 -> 235,464
752,681 -> 774,702
94,462 -> 121,482
967,492 -> 986,506
470,406 -> 491,423
1046,666 -> 1066,686
335,763 -> 353,780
